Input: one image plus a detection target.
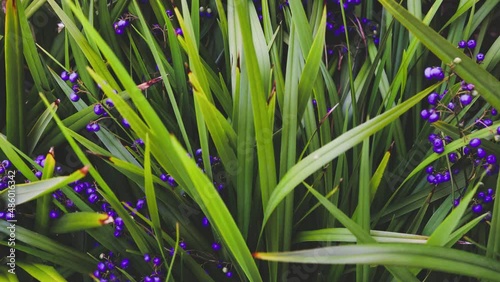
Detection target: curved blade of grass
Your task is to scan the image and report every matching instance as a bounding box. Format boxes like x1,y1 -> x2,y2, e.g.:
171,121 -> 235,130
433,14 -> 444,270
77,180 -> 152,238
5,0 -> 25,151
27,99 -> 59,154
426,173 -> 483,246
0,166 -> 87,205
39,93 -> 151,254
34,147 -> 57,234
168,135 -> 262,282
303,182 -> 417,281
295,228 -> 429,244
143,133 -> 165,258
379,0 -> 500,110
262,84 -> 437,230
253,244 -> 500,281
0,220 -> 95,271
17,262 -> 66,282
487,171 -> 500,259
0,266 -> 19,281
50,212 -> 113,234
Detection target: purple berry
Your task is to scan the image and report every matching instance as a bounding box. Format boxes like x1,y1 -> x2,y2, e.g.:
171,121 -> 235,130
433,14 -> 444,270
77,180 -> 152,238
121,118 -> 131,129
49,210 -> 59,219
448,153 -> 458,163
467,39 -> 476,49
2,160 -> 11,168
424,67 -> 433,79
202,216 -> 209,227
153,257 -> 161,266
433,146 -> 444,154
453,198 -> 460,207
105,98 -> 114,108
61,71 -> 69,81
136,198 -> 145,210
458,40 -> 466,48
160,173 -> 168,182
486,154 -> 497,164
175,28 -> 183,36
484,195 -> 493,203
472,204 -> 483,214
120,258 -> 130,269
469,138 -> 481,148
487,188 -> 494,195
117,19 -> 128,28
433,138 -> 444,148
476,53 -> 485,62
491,108 -> 497,116
477,148 -> 486,158
115,217 -> 124,226
144,253 -> 151,262
427,92 -> 439,105
179,242 -> 186,249
94,104 -> 105,115
420,109 -> 430,120
69,72 -> 79,83
460,94 -> 472,105
478,192 -> 485,199
88,194 -> 99,204
212,242 -> 221,251
428,112 -> 440,123
425,165 -> 434,174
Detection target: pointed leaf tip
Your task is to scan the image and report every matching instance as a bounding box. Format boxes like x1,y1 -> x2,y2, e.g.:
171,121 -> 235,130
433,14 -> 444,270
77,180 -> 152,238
80,166 -> 89,175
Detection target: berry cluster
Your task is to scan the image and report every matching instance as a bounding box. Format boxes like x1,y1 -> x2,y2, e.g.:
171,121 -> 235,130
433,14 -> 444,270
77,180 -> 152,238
471,188 -> 495,219
61,70 -> 80,102
420,39 -> 497,218
113,19 -> 131,35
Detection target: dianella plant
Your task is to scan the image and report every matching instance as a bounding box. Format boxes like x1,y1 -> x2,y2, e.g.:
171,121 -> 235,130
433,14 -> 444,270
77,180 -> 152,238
1,0 -> 500,281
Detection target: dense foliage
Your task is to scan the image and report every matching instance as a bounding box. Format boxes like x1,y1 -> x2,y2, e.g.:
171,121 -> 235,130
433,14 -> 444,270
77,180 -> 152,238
1,0 -> 500,281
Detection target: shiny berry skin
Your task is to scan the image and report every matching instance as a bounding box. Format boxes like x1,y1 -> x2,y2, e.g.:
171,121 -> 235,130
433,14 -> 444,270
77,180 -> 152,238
433,146 -> 444,154
428,112 -> 440,123
116,20 -> 128,28
477,148 -> 486,158
212,242 -> 221,251
69,72 -> 79,83
433,138 -> 444,148
427,174 -> 436,184
144,253 -> 151,262
487,188 -> 494,195
160,173 -> 168,182
458,40 -> 466,48
179,242 -> 186,249
492,108 -> 498,116
226,271 -> 233,278
460,94 -> 472,105
420,109 -> 430,120
2,160 -> 11,168
105,98 -> 114,108
476,53 -> 485,61
463,146 -> 471,155
115,217 -> 124,226
424,67 -> 432,79
135,139 -> 144,146
202,216 -> 209,227
121,118 -> 131,129
88,194 -> 99,204
425,165 -> 434,174
448,153 -> 458,163
427,92 -> 439,105
115,28 -> 124,35
469,138 -> 481,148
153,257 -> 161,266
136,198 -> 145,210
120,258 -> 130,269
35,171 -> 42,179
49,210 -> 59,219
94,104 -> 105,115
486,154 -> 497,164
175,28 -> 183,36
453,198 -> 460,207
447,102 -> 455,110
88,123 -> 100,132
467,39 -> 476,49
70,92 -> 80,102
484,195 -> 493,203
61,71 -> 69,81
97,262 -> 106,272
472,204 -> 483,214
